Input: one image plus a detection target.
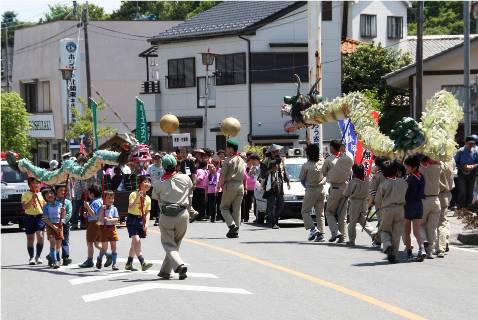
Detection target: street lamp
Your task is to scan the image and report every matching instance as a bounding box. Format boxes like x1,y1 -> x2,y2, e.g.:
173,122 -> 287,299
200,49 -> 216,149
59,66 -> 74,151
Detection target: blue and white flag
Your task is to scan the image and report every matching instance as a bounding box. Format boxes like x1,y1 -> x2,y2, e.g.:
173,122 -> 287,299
338,118 -> 357,159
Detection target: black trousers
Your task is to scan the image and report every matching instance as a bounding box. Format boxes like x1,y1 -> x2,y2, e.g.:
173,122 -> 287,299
241,190 -> 254,222
193,188 -> 207,219
207,193 -> 217,221
456,174 -> 476,209
216,192 -> 224,221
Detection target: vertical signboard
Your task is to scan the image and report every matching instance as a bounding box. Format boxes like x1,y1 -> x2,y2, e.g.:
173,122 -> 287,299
59,38 -> 82,124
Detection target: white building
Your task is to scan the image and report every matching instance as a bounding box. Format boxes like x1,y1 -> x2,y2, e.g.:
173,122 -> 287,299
139,1 -> 409,150
12,20 -> 181,163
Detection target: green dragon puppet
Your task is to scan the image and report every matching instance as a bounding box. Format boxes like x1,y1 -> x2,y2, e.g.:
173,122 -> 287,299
7,133 -> 152,185
281,76 -> 463,161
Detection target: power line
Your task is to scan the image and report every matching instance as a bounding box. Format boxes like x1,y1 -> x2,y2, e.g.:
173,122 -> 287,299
89,23 -> 155,38
88,29 -> 148,42
14,24 -> 79,53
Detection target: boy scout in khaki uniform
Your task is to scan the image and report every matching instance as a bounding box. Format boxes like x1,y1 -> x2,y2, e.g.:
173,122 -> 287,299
374,161 -> 408,263
217,139 -> 245,238
152,154 -> 192,280
345,165 -> 375,246
323,141 -> 354,242
419,157 -> 442,259
300,144 -> 326,242
368,157 -> 388,246
437,160 -> 455,257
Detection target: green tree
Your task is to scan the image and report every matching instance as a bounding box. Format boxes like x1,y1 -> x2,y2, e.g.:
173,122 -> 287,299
66,99 -> 116,151
110,1 -> 219,20
342,43 -> 412,107
1,92 -> 32,158
408,1 -> 478,35
43,3 -> 109,22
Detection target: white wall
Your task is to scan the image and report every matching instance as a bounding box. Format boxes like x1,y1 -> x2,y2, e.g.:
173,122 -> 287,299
348,1 -> 408,51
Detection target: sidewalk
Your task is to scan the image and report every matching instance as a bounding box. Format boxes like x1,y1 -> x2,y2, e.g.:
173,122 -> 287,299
448,210 -> 478,246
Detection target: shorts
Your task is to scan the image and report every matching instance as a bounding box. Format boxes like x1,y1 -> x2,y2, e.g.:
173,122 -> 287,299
24,215 -> 45,234
100,225 -> 119,242
404,201 -> 423,220
126,214 -> 146,238
46,223 -> 64,241
86,221 -> 101,242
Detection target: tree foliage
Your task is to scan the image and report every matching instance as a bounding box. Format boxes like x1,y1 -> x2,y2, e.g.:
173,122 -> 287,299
408,1 -> 478,35
1,92 -> 32,158
342,43 -> 412,107
110,1 -> 219,20
42,3 -> 109,22
66,98 -> 116,149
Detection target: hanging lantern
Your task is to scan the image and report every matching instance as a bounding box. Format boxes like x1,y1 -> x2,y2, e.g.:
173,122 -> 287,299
159,114 -> 179,134
220,117 -> 241,137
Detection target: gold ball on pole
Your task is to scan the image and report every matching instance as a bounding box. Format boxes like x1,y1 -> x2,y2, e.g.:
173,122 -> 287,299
159,114 -> 179,134
220,117 -> 241,137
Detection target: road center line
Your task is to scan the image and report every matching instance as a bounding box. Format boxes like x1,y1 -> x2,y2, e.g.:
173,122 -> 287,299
82,283 -> 252,302
183,237 -> 427,320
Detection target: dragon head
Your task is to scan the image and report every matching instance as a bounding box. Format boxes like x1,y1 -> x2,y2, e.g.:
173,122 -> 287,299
281,75 -> 323,132
118,133 -> 152,165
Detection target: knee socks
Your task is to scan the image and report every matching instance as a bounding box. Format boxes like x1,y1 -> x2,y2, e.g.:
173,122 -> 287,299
112,252 -> 117,265
35,243 -> 43,258
27,246 -> 34,259
138,255 -> 145,264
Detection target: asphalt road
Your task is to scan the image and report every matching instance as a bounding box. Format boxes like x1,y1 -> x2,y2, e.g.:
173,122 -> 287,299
2,217 -> 477,320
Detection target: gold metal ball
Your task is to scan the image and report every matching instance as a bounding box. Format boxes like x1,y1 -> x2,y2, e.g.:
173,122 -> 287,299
159,114 -> 179,134
220,117 -> 241,137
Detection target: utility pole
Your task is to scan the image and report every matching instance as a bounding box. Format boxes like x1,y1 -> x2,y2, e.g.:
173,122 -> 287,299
464,1 -> 471,138
306,0 -> 323,152
3,23 -> 10,92
415,1 -> 424,119
83,1 -> 92,104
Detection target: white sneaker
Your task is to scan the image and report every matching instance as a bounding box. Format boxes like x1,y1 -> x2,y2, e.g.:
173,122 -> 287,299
35,257 -> 43,265
307,228 -> 319,241
29,257 -> 35,265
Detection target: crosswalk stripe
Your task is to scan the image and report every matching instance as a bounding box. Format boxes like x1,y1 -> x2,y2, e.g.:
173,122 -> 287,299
70,270 -> 218,285
82,283 -> 252,302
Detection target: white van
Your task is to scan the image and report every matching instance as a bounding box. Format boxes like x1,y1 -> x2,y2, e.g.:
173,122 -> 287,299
1,160 -> 29,226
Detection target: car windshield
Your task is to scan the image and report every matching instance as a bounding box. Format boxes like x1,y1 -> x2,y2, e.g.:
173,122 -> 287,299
1,165 -> 28,183
285,163 -> 303,182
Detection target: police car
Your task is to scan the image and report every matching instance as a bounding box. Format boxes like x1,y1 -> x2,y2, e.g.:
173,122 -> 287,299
1,158 -> 29,227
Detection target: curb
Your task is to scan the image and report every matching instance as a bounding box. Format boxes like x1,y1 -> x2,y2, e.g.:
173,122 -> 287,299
457,231 -> 478,246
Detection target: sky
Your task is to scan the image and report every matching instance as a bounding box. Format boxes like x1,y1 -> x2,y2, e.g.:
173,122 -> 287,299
0,0 -> 123,22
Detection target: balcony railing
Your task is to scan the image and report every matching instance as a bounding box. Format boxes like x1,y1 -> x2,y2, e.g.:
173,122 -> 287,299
141,80 -> 160,94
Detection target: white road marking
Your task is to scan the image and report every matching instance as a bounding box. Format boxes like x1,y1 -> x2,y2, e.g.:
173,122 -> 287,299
70,270 -> 218,285
82,283 -> 252,302
115,258 -> 164,264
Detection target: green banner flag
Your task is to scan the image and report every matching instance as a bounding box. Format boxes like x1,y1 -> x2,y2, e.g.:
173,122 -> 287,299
135,97 -> 148,144
90,98 -> 99,150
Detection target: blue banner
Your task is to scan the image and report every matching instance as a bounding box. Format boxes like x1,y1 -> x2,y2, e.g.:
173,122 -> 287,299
338,118 -> 357,159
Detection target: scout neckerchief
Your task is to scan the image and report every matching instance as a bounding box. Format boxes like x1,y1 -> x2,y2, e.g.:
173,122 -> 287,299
161,171 -> 176,182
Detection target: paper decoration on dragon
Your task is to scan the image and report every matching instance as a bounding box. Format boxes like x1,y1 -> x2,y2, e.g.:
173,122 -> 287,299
281,76 -> 463,161
6,133 -> 152,185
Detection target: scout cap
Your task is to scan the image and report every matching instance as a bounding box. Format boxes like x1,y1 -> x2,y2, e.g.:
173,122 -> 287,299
162,154 -> 177,170
465,135 -> 475,142
226,139 -> 239,148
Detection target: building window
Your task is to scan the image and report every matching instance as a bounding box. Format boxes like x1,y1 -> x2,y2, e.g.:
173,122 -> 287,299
322,1 -> 332,21
22,82 -> 37,113
215,53 -> 246,85
442,85 -> 478,122
167,57 -> 195,88
360,14 -> 377,38
37,81 -> 52,113
387,16 -> 403,39
197,76 -> 216,108
251,52 -> 308,83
